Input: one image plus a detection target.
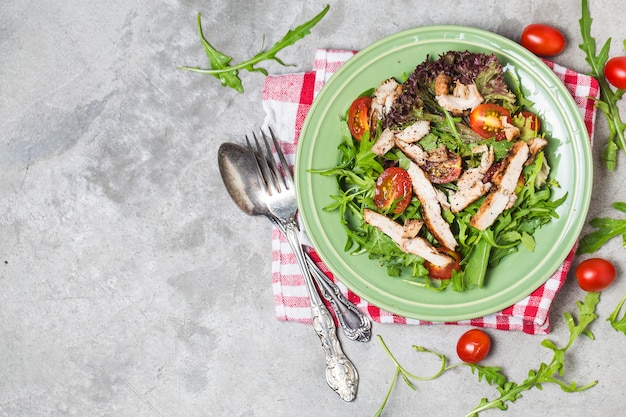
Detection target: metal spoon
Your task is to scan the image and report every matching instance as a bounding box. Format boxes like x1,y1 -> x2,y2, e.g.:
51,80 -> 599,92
217,141 -> 371,342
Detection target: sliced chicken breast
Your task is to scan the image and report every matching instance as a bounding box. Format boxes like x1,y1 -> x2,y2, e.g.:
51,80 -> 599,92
363,209 -> 452,267
406,161 -> 457,250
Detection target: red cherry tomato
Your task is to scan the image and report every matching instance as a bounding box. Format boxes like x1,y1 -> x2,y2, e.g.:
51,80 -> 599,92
457,329 -> 491,364
575,258 -> 616,292
604,56 -> 626,90
518,110 -> 541,132
347,96 -> 372,140
374,167 -> 413,214
469,103 -> 512,139
424,248 -> 461,280
520,24 -> 566,57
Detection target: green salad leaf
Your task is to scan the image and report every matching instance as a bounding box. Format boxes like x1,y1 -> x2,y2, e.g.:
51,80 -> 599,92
375,292 -> 600,416
579,0 -> 626,170
607,293 -> 626,335
180,5 -> 329,92
577,201 -> 626,254
312,52 -> 564,292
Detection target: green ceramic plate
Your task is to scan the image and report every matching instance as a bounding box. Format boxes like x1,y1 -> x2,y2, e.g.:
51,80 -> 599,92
295,26 -> 592,322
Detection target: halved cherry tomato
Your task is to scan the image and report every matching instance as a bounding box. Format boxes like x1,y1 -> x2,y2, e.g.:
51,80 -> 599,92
457,329 -> 491,364
424,248 -> 461,280
374,167 -> 413,214
469,104 -> 512,139
423,152 -> 462,184
575,258 -> 616,292
520,24 -> 566,57
347,96 -> 372,140
482,161 -> 501,184
604,56 -> 626,90
518,110 -> 541,132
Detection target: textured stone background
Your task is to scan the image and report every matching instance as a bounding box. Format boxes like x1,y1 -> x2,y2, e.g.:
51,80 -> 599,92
1,1 -> 626,416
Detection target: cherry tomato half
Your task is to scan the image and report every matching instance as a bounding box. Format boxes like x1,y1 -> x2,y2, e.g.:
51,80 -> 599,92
457,329 -> 491,364
469,103 -> 512,139
347,96 -> 372,140
424,248 -> 461,280
575,258 -> 616,292
374,167 -> 413,214
517,110 -> 541,132
604,56 -> 626,90
520,24 -> 566,57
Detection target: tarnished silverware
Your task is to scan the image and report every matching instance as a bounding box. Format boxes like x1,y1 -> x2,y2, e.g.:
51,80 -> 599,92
245,128 -> 358,401
217,141 -> 371,342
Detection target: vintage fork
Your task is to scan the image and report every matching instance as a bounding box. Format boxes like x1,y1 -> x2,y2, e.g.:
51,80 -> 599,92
245,128 -> 359,402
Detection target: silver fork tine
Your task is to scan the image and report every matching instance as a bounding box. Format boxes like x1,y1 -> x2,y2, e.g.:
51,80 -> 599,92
259,129 -> 288,193
251,131 -> 279,196
267,127 -> 294,189
245,133 -> 271,196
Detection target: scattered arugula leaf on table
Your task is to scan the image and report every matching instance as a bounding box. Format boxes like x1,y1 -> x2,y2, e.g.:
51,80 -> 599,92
179,5 -> 330,93
579,0 -> 626,170
577,201 -> 626,254
607,293 -> 626,335
375,292 -> 600,416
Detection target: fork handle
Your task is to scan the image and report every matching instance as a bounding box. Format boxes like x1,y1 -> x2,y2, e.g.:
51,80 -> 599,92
282,219 -> 359,402
269,217 -> 372,342
306,256 -> 372,343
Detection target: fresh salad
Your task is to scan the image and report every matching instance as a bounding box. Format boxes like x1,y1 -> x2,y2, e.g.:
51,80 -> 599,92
314,51 -> 565,292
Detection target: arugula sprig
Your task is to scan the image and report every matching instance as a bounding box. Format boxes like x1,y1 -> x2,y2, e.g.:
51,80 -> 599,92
579,0 -> 626,170
607,293 -> 626,335
577,201 -> 626,254
376,292 -> 600,416
180,5 -> 329,93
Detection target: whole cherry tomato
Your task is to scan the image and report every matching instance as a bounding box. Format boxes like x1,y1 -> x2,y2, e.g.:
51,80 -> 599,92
575,258 -> 616,292
374,167 -> 413,214
604,56 -> 626,90
457,329 -> 491,364
520,24 -> 566,57
347,96 -> 371,140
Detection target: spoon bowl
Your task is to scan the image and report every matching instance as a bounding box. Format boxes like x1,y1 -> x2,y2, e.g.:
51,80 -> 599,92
217,141 -> 371,343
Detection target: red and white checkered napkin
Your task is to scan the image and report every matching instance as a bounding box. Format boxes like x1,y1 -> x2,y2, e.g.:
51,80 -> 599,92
261,49 -> 600,334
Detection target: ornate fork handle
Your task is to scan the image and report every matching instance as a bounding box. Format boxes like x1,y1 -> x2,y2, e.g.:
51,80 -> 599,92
282,218 -> 359,401
306,256 -> 372,342
269,217 -> 372,342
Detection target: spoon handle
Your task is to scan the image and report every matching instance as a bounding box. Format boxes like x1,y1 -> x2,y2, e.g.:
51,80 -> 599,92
270,217 -> 372,342
281,218 -> 358,402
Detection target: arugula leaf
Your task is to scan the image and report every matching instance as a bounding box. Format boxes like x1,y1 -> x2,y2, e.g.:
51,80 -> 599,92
375,292 -> 600,416
579,0 -> 626,170
607,293 -> 626,335
180,5 -> 330,93
577,201 -> 626,254
467,292 -> 599,416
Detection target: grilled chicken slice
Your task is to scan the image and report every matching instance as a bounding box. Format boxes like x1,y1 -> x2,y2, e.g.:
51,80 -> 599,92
370,78 -> 402,128
363,209 -> 452,267
449,145 -> 494,213
406,161 -> 457,250
501,116 -> 520,142
436,80 -> 484,116
394,120 -> 431,143
470,141 -> 530,230
371,128 -> 396,156
526,137 -> 549,165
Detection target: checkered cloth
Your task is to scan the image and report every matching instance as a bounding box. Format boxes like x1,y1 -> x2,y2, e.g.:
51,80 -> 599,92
262,49 -> 600,334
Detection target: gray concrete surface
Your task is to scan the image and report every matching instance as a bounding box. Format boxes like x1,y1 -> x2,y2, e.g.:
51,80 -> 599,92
2,1 -> 626,416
